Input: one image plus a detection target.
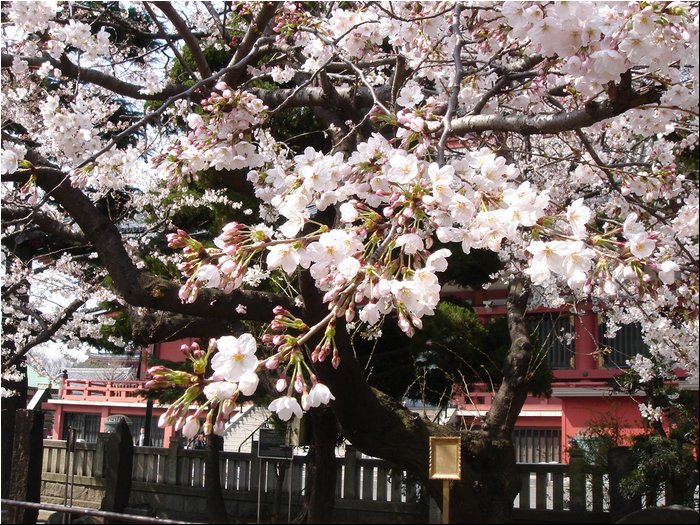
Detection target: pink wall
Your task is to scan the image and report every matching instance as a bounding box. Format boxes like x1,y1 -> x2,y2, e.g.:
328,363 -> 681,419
156,339 -> 196,362
139,338 -> 196,377
560,396 -> 647,461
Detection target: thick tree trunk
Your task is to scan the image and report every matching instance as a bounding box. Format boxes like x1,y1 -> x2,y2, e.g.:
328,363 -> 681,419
304,408 -> 337,524
205,434 -> 229,524
300,275 -> 532,523
447,433 -> 520,524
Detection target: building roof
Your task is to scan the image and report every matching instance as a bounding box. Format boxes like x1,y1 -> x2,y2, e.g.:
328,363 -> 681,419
27,365 -> 53,388
64,367 -> 136,381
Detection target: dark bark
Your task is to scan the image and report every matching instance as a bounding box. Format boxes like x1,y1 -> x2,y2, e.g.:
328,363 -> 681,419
304,409 -> 338,524
447,433 -> 520,524
130,309 -> 244,344
297,273 -> 532,523
23,157 -> 299,323
482,277 -> 532,440
205,434 -> 229,524
6,410 -> 44,524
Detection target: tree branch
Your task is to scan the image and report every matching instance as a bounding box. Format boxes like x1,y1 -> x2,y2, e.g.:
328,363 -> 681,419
224,2 -> 278,87
0,53 -> 185,101
154,2 -> 212,79
26,154 -> 298,324
129,309 -> 245,345
482,277 -> 532,440
2,206 -> 87,245
432,84 -> 665,136
6,298 -> 85,369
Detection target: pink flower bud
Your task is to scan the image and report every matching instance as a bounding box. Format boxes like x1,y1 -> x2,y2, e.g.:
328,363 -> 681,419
273,305 -> 290,316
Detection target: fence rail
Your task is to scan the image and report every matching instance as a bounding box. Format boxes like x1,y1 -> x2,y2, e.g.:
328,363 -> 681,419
44,439 -> 421,504
40,438 -> 622,520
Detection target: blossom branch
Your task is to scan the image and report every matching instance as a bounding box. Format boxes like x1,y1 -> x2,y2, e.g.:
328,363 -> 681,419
143,2 -> 197,82
73,48 -> 272,170
202,1 -> 230,43
436,3 -> 464,165
0,53 -> 185,101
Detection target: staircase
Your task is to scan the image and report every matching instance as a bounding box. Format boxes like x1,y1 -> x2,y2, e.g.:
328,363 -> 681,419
222,404 -> 272,453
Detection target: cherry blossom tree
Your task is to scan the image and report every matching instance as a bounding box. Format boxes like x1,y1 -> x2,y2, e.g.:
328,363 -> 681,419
2,2 -> 698,522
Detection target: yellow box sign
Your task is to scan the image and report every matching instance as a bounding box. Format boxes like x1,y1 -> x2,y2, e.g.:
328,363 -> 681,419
428,436 -> 462,480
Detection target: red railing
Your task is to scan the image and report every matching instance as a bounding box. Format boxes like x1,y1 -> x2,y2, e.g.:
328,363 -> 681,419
60,379 -> 148,402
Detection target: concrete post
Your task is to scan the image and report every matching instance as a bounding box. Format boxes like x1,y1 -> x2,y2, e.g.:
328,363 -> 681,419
568,447 -> 587,512
7,409 -> 44,524
93,432 -> 111,478
250,440 -> 260,491
165,435 -> 184,485
608,446 -> 641,522
99,420 -> 133,513
342,445 -> 360,500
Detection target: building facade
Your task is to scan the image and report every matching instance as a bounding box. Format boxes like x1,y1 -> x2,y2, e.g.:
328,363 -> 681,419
42,289 -> 696,462
448,285 -> 696,462
43,339 -> 201,446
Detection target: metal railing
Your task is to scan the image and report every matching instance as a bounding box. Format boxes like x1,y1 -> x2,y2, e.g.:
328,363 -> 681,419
0,499 -> 198,524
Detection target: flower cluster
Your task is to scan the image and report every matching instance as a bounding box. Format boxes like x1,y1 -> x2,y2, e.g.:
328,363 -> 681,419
153,83 -> 266,184
148,332 -> 336,436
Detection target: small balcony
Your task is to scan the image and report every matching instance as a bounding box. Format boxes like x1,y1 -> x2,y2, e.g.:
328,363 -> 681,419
59,378 -> 148,403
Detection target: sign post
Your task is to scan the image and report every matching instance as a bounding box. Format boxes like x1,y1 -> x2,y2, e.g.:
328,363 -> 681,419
429,436 -> 461,525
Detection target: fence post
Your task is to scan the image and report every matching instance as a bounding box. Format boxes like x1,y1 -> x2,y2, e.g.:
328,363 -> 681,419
165,435 -> 184,485
94,432 -> 110,478
608,446 -> 641,522
568,447 -> 586,512
7,409 -> 44,524
250,440 -> 260,492
343,445 -> 360,500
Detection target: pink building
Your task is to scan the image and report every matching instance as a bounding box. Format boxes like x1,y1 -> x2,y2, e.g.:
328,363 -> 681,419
43,338 -> 204,446
448,286 -> 695,462
43,289 -> 695,462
